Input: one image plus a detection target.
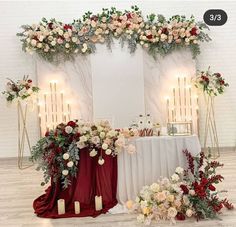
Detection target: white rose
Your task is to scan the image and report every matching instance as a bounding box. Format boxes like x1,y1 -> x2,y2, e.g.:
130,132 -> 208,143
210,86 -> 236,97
65,126 -> 73,134
72,37 -> 77,43
91,136 -> 100,145
80,135 -> 87,142
150,183 -> 160,192
63,153 -> 70,160
105,149 -> 112,155
64,32 -> 69,39
167,207 -> 177,218
189,189 -> 195,196
100,132 -> 106,139
31,39 -> 37,46
65,43 -> 70,48
37,43 -> 42,48
58,30 -> 64,36
102,143 -> 108,150
76,141 -> 86,149
67,161 -> 74,168
186,209 -> 193,217
175,166 -> 184,175
171,173 -> 180,182
89,149 -> 98,157
98,158 -> 105,165
137,214 -> 145,223
38,35 -> 44,42
62,169 -> 69,176
51,40 -> 56,46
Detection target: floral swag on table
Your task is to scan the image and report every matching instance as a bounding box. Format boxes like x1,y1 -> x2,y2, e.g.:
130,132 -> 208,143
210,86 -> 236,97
17,6 -> 211,63
132,150 -> 234,225
31,120 -> 138,188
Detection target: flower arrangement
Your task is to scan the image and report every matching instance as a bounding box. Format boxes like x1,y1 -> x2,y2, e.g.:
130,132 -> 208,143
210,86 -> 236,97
17,6 -> 210,63
133,150 -> 233,225
194,68 -> 229,96
31,119 -> 138,188
2,76 -> 39,102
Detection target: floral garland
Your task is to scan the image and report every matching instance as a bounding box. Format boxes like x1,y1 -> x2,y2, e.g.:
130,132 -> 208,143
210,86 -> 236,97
2,76 -> 39,102
31,119 -> 138,188
194,68 -> 229,96
17,6 -> 211,63
133,150 -> 233,225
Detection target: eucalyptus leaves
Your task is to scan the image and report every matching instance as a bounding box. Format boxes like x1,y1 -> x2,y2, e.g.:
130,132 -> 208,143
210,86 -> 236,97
17,6 -> 211,63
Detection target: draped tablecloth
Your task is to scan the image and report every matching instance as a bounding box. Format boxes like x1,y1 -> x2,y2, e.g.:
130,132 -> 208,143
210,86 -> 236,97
117,135 -> 201,204
33,148 -> 118,218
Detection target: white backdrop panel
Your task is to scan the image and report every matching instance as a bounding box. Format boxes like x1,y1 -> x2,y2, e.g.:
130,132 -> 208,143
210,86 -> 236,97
91,41 -> 145,128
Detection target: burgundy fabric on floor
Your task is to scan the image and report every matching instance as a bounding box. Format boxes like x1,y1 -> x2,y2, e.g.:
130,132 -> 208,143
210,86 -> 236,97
33,148 -> 118,218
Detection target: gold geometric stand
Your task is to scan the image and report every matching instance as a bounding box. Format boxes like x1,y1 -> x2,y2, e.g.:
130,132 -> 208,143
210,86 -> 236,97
203,95 -> 220,159
17,101 -> 33,169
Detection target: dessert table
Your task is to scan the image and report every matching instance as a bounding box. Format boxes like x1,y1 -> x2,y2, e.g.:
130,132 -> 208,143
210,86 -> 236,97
117,135 -> 201,203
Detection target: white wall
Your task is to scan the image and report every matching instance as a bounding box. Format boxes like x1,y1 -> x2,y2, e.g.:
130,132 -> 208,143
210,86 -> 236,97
0,1 -> 236,157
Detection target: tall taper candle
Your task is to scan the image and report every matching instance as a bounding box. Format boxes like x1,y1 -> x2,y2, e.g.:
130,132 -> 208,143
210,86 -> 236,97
189,87 -> 192,119
95,196 -> 102,211
178,77 -> 182,120
60,92 -> 64,122
67,103 -> 71,120
74,201 -> 80,214
166,98 -> 170,122
54,82 -> 58,123
173,88 -> 176,121
184,77 -> 187,121
44,93 -> 48,131
57,199 -> 65,215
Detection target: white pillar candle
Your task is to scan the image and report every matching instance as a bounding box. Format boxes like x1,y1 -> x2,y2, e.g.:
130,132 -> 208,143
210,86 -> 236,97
57,199 -> 65,215
74,201 -> 80,214
95,196 -> 102,211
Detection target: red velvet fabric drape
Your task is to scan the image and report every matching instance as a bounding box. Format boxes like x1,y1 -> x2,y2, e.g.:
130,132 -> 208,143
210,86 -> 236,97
33,148 -> 118,218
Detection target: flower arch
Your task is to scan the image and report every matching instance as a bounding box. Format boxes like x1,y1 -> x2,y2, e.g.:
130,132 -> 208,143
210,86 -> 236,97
17,6 -> 211,63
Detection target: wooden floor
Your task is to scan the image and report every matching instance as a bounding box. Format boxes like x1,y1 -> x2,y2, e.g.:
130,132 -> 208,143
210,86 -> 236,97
0,151 -> 236,227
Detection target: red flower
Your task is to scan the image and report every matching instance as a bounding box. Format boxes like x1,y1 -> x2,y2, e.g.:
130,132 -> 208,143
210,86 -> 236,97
201,177 -> 208,186
67,121 -> 76,127
126,13 -> 132,19
91,15 -> 98,21
180,184 -> 189,194
215,73 -> 221,78
48,22 -> 53,30
45,131 -> 50,137
208,184 -> 216,191
146,34 -> 153,39
27,79 -> 32,83
162,27 -> 168,34
176,212 -> 185,220
220,80 -> 225,85
55,147 -> 62,153
63,24 -> 72,30
190,27 -> 198,36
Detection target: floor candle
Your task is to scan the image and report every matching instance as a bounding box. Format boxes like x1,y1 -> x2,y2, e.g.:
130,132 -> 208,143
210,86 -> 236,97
95,196 -> 102,211
57,199 -> 65,215
74,201 -> 80,214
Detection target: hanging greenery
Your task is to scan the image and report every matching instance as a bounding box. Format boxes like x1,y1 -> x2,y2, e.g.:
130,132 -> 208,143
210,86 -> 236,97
17,6 -> 211,64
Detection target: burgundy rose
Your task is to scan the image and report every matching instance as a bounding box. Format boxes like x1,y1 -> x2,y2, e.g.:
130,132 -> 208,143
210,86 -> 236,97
27,79 -> 32,83
176,212 -> 185,221
126,13 -> 132,19
48,22 -> 54,30
162,27 -> 168,34
180,184 -> 189,194
91,15 -> 98,21
146,34 -> 153,39
55,147 -> 62,153
215,73 -> 221,78
67,121 -> 76,127
190,27 -> 198,36
45,131 -> 50,137
201,177 -> 208,186
208,184 -> 216,191
63,24 -> 72,30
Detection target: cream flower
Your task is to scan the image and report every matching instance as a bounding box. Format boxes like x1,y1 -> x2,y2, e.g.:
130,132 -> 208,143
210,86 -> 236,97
76,141 -> 86,149
31,39 -> 37,46
67,161 -> 74,168
189,189 -> 195,196
62,169 -> 69,176
91,136 -> 100,145
89,149 -> 97,157
100,132 -> 106,139
171,173 -> 180,182
126,200 -> 133,210
105,149 -> 112,155
167,207 -> 177,218
98,158 -> 105,165
65,126 -> 73,134
186,209 -> 193,217
137,214 -> 145,223
79,135 -> 87,142
175,166 -> 184,175
167,194 -> 175,203
150,183 -> 160,192
63,153 -> 70,160
155,191 -> 166,202
102,143 -> 108,150
127,144 -> 136,154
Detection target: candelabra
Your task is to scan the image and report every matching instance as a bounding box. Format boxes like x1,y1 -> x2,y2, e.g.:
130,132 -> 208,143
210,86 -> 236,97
38,80 -> 72,136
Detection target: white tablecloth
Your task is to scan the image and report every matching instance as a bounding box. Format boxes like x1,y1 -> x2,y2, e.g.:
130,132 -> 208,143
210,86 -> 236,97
116,135 -> 201,204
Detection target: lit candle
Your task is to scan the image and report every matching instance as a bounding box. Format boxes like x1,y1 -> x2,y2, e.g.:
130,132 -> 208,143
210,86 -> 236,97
54,82 -> 58,123
60,91 -> 64,122
166,97 -> 170,122
184,77 -> 187,121
189,87 -> 192,118
74,201 -> 80,214
57,199 -> 65,215
50,82 -> 54,128
173,88 -> 176,121
178,77 -> 182,120
95,196 -> 102,211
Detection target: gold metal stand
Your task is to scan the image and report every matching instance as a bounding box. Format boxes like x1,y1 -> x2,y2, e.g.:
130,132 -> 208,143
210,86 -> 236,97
17,101 -> 33,169
203,95 -> 220,159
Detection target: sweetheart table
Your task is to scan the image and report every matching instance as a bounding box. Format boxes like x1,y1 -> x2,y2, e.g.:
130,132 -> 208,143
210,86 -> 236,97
33,135 -> 200,218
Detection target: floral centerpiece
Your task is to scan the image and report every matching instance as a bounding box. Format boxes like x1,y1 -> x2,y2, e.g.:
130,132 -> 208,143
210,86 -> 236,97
31,119 -> 138,188
133,150 -> 233,225
17,6 -> 210,63
194,68 -> 229,96
2,75 -> 39,102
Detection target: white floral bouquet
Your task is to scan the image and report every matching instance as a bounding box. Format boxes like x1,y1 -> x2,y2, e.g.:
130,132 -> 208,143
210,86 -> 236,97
2,75 -> 39,102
